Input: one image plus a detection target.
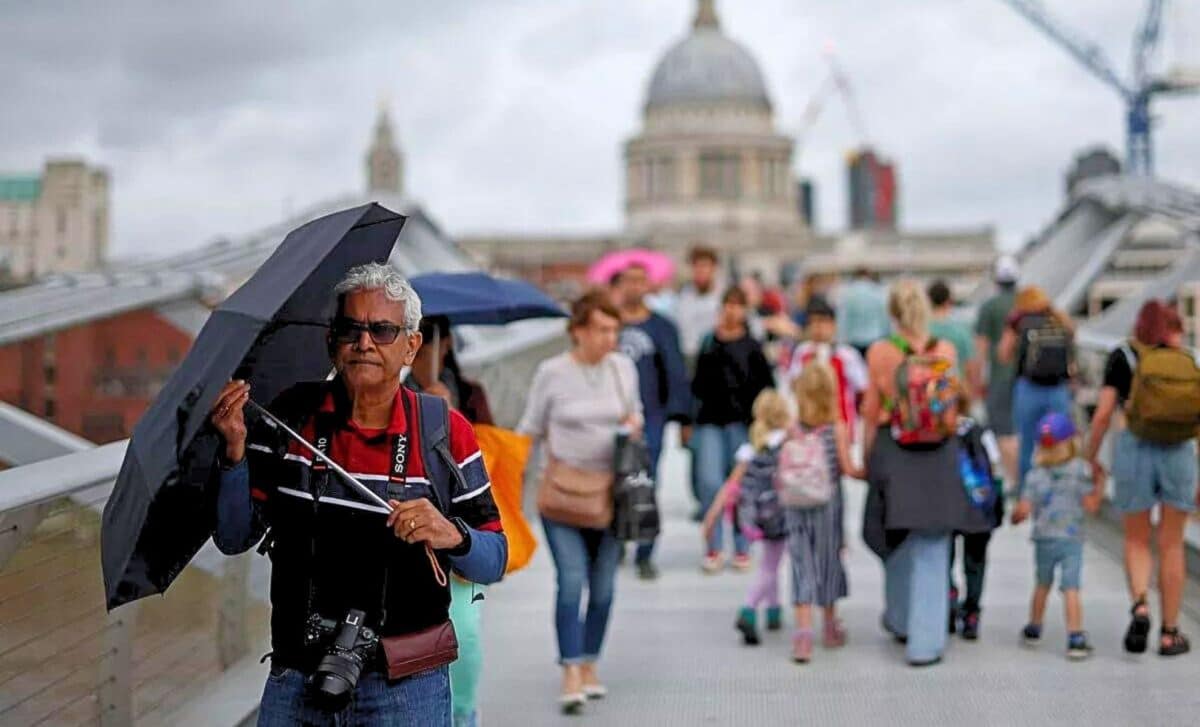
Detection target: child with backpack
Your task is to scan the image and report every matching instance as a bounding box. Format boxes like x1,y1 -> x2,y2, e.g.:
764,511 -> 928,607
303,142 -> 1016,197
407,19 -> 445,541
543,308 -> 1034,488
701,389 -> 792,645
948,385 -> 1006,640
783,362 -> 864,663
1012,412 -> 1102,660
783,297 -> 868,438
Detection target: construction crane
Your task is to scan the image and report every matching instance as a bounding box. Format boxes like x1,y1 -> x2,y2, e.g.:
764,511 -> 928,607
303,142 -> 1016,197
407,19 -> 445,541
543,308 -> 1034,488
1000,0 -> 1200,176
794,49 -> 869,165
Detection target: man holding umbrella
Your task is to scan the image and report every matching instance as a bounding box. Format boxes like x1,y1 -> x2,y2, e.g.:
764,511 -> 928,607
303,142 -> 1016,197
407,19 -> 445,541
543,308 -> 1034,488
210,263 -> 507,726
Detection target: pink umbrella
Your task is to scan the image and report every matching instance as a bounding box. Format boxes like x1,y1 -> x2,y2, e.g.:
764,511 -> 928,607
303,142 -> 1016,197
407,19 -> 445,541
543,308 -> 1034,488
586,249 -> 676,287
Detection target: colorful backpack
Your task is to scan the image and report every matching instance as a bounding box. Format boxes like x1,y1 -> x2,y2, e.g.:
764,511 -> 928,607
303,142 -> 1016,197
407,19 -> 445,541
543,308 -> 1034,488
773,426 -> 834,509
736,447 -> 787,540
889,335 -> 959,448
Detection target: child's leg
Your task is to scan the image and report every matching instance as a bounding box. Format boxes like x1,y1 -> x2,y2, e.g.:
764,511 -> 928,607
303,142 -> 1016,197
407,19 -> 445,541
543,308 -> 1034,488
1063,589 -> 1083,632
962,531 -> 992,615
762,539 -> 787,607
794,603 -> 813,630
744,540 -> 785,608
1059,541 -> 1084,632
1029,585 -> 1051,625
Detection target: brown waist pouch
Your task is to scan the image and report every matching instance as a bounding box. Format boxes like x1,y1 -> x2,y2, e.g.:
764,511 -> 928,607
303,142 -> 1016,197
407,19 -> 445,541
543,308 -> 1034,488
379,621 -> 459,681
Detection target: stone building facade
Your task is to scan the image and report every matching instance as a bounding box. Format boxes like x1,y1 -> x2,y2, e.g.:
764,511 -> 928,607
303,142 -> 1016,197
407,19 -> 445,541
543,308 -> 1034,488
0,158 -> 109,284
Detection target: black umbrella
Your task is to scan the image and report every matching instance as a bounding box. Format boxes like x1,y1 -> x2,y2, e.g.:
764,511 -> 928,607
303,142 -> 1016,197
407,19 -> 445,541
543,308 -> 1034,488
101,203 -> 406,609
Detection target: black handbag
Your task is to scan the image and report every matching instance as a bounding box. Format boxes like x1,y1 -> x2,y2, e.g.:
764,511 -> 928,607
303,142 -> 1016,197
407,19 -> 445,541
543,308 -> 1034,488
611,429 -> 660,542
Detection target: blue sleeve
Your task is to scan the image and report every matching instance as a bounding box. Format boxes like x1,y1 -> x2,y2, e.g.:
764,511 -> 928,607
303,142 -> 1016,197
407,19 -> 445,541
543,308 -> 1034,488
449,529 -> 508,585
214,460 -> 262,555
657,318 -> 692,424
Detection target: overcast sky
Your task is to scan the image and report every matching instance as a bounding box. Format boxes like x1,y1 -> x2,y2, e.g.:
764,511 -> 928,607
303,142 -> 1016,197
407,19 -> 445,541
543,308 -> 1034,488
3,0 -> 1199,259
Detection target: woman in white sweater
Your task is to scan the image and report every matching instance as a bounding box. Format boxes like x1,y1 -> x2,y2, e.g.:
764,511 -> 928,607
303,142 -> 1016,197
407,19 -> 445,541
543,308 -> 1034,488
518,291 -> 642,714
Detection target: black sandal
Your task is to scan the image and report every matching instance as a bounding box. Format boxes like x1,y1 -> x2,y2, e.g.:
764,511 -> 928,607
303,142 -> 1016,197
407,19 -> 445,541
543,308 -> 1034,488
1124,598 -> 1151,654
1159,627 -> 1191,657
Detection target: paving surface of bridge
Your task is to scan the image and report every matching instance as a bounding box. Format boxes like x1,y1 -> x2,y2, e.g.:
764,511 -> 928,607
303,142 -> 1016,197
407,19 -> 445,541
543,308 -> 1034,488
479,428 -> 1200,727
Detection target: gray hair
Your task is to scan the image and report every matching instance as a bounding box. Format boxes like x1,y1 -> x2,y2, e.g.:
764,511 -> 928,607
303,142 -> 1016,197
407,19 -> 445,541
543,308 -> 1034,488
333,262 -> 422,331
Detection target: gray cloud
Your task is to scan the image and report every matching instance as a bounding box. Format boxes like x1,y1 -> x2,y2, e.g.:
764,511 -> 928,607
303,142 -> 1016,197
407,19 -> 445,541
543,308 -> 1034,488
2,0 -> 1198,258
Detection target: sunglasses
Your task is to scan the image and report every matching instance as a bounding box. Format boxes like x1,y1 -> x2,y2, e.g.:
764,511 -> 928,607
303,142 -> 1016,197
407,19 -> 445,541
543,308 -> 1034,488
331,317 -> 408,345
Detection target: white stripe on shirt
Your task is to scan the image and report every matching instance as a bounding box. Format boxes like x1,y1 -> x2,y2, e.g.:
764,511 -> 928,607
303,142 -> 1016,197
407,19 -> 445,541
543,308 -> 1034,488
451,482 -> 492,504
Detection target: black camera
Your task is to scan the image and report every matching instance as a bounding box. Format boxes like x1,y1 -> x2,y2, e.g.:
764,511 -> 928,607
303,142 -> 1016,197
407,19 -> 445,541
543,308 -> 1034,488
303,609 -> 379,710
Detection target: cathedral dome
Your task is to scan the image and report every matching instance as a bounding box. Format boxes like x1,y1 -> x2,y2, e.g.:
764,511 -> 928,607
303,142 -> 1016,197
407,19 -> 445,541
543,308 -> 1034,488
644,1 -> 772,113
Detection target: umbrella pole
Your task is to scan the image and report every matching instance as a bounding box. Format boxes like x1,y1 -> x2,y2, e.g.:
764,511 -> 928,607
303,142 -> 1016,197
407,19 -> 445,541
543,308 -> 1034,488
430,327 -> 441,384
246,399 -> 391,510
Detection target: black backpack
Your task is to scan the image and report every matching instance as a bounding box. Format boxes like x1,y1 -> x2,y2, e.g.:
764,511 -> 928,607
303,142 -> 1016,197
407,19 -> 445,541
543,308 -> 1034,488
1017,314 -> 1072,384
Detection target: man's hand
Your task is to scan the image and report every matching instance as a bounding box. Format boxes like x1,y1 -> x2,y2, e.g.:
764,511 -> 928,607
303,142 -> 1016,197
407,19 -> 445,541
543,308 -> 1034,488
622,414 -> 644,440
680,424 -> 693,448
1082,492 -> 1102,515
210,380 -> 251,463
386,498 -> 464,551
1011,500 -> 1032,525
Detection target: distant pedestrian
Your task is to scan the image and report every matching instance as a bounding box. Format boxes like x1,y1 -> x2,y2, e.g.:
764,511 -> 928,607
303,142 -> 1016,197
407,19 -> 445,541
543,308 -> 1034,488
1085,300 -> 1198,657
971,256 -> 1020,497
692,287 -> 776,573
997,285 -> 1076,490
861,280 -> 991,667
837,268 -> 890,359
1012,413 -> 1101,660
518,291 -> 643,713
611,264 -> 690,580
674,247 -> 723,373
927,279 -> 974,376
782,362 -> 863,663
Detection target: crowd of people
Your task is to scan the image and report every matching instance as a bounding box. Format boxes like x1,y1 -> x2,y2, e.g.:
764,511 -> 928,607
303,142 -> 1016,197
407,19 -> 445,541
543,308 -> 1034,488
208,251 -> 1199,724
517,246 -> 1200,712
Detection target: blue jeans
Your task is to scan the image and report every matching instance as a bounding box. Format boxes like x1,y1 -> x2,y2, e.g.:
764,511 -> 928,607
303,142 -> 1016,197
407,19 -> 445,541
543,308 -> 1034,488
635,416 -> 666,565
1013,378 -> 1072,492
542,516 -> 621,664
884,531 -> 951,664
258,665 -> 451,726
693,423 -> 749,556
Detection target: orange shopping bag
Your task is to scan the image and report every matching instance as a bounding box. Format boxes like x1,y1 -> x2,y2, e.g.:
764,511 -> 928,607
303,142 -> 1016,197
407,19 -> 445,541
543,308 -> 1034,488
472,424 -> 537,574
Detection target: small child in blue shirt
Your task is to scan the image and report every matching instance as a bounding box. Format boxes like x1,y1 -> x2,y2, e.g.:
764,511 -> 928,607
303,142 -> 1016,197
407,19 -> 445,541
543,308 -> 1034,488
1012,412 -> 1103,660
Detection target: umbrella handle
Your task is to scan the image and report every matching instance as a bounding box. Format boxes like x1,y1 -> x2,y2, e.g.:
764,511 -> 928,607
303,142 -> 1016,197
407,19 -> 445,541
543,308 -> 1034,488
247,400 -> 390,510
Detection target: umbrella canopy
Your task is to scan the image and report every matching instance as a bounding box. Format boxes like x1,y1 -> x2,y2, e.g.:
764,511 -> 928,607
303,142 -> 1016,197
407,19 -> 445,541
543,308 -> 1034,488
586,249 -> 675,287
101,203 -> 406,609
410,271 -> 565,326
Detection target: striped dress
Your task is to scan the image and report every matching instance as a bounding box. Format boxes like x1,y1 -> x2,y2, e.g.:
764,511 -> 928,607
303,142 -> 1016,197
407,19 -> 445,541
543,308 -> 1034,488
785,425 -> 848,607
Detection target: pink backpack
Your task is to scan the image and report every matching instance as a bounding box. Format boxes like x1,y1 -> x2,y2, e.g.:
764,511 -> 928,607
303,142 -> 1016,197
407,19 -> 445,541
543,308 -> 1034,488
773,426 -> 834,509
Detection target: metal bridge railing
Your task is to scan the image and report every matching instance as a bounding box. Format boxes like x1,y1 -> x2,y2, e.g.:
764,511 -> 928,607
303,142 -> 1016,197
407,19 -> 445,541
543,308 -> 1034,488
0,322 -> 565,727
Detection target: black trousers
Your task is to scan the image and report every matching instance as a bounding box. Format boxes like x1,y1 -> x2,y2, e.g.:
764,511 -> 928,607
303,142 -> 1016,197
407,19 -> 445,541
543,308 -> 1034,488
948,531 -> 992,614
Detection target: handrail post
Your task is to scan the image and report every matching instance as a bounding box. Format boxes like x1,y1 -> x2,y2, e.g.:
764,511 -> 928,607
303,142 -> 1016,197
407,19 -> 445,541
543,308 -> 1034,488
98,603 -> 137,727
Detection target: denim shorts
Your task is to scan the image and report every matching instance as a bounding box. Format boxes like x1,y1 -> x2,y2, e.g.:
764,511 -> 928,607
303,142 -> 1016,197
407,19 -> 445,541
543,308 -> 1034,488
1111,430 -> 1198,514
1034,539 -> 1083,591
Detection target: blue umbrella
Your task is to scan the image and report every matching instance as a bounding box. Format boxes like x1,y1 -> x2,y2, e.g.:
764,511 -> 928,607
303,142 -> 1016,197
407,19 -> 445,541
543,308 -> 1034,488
410,272 -> 565,326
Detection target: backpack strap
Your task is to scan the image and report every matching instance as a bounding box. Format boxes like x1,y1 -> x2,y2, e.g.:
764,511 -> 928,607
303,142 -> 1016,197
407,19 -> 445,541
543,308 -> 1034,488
416,392 -> 461,515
